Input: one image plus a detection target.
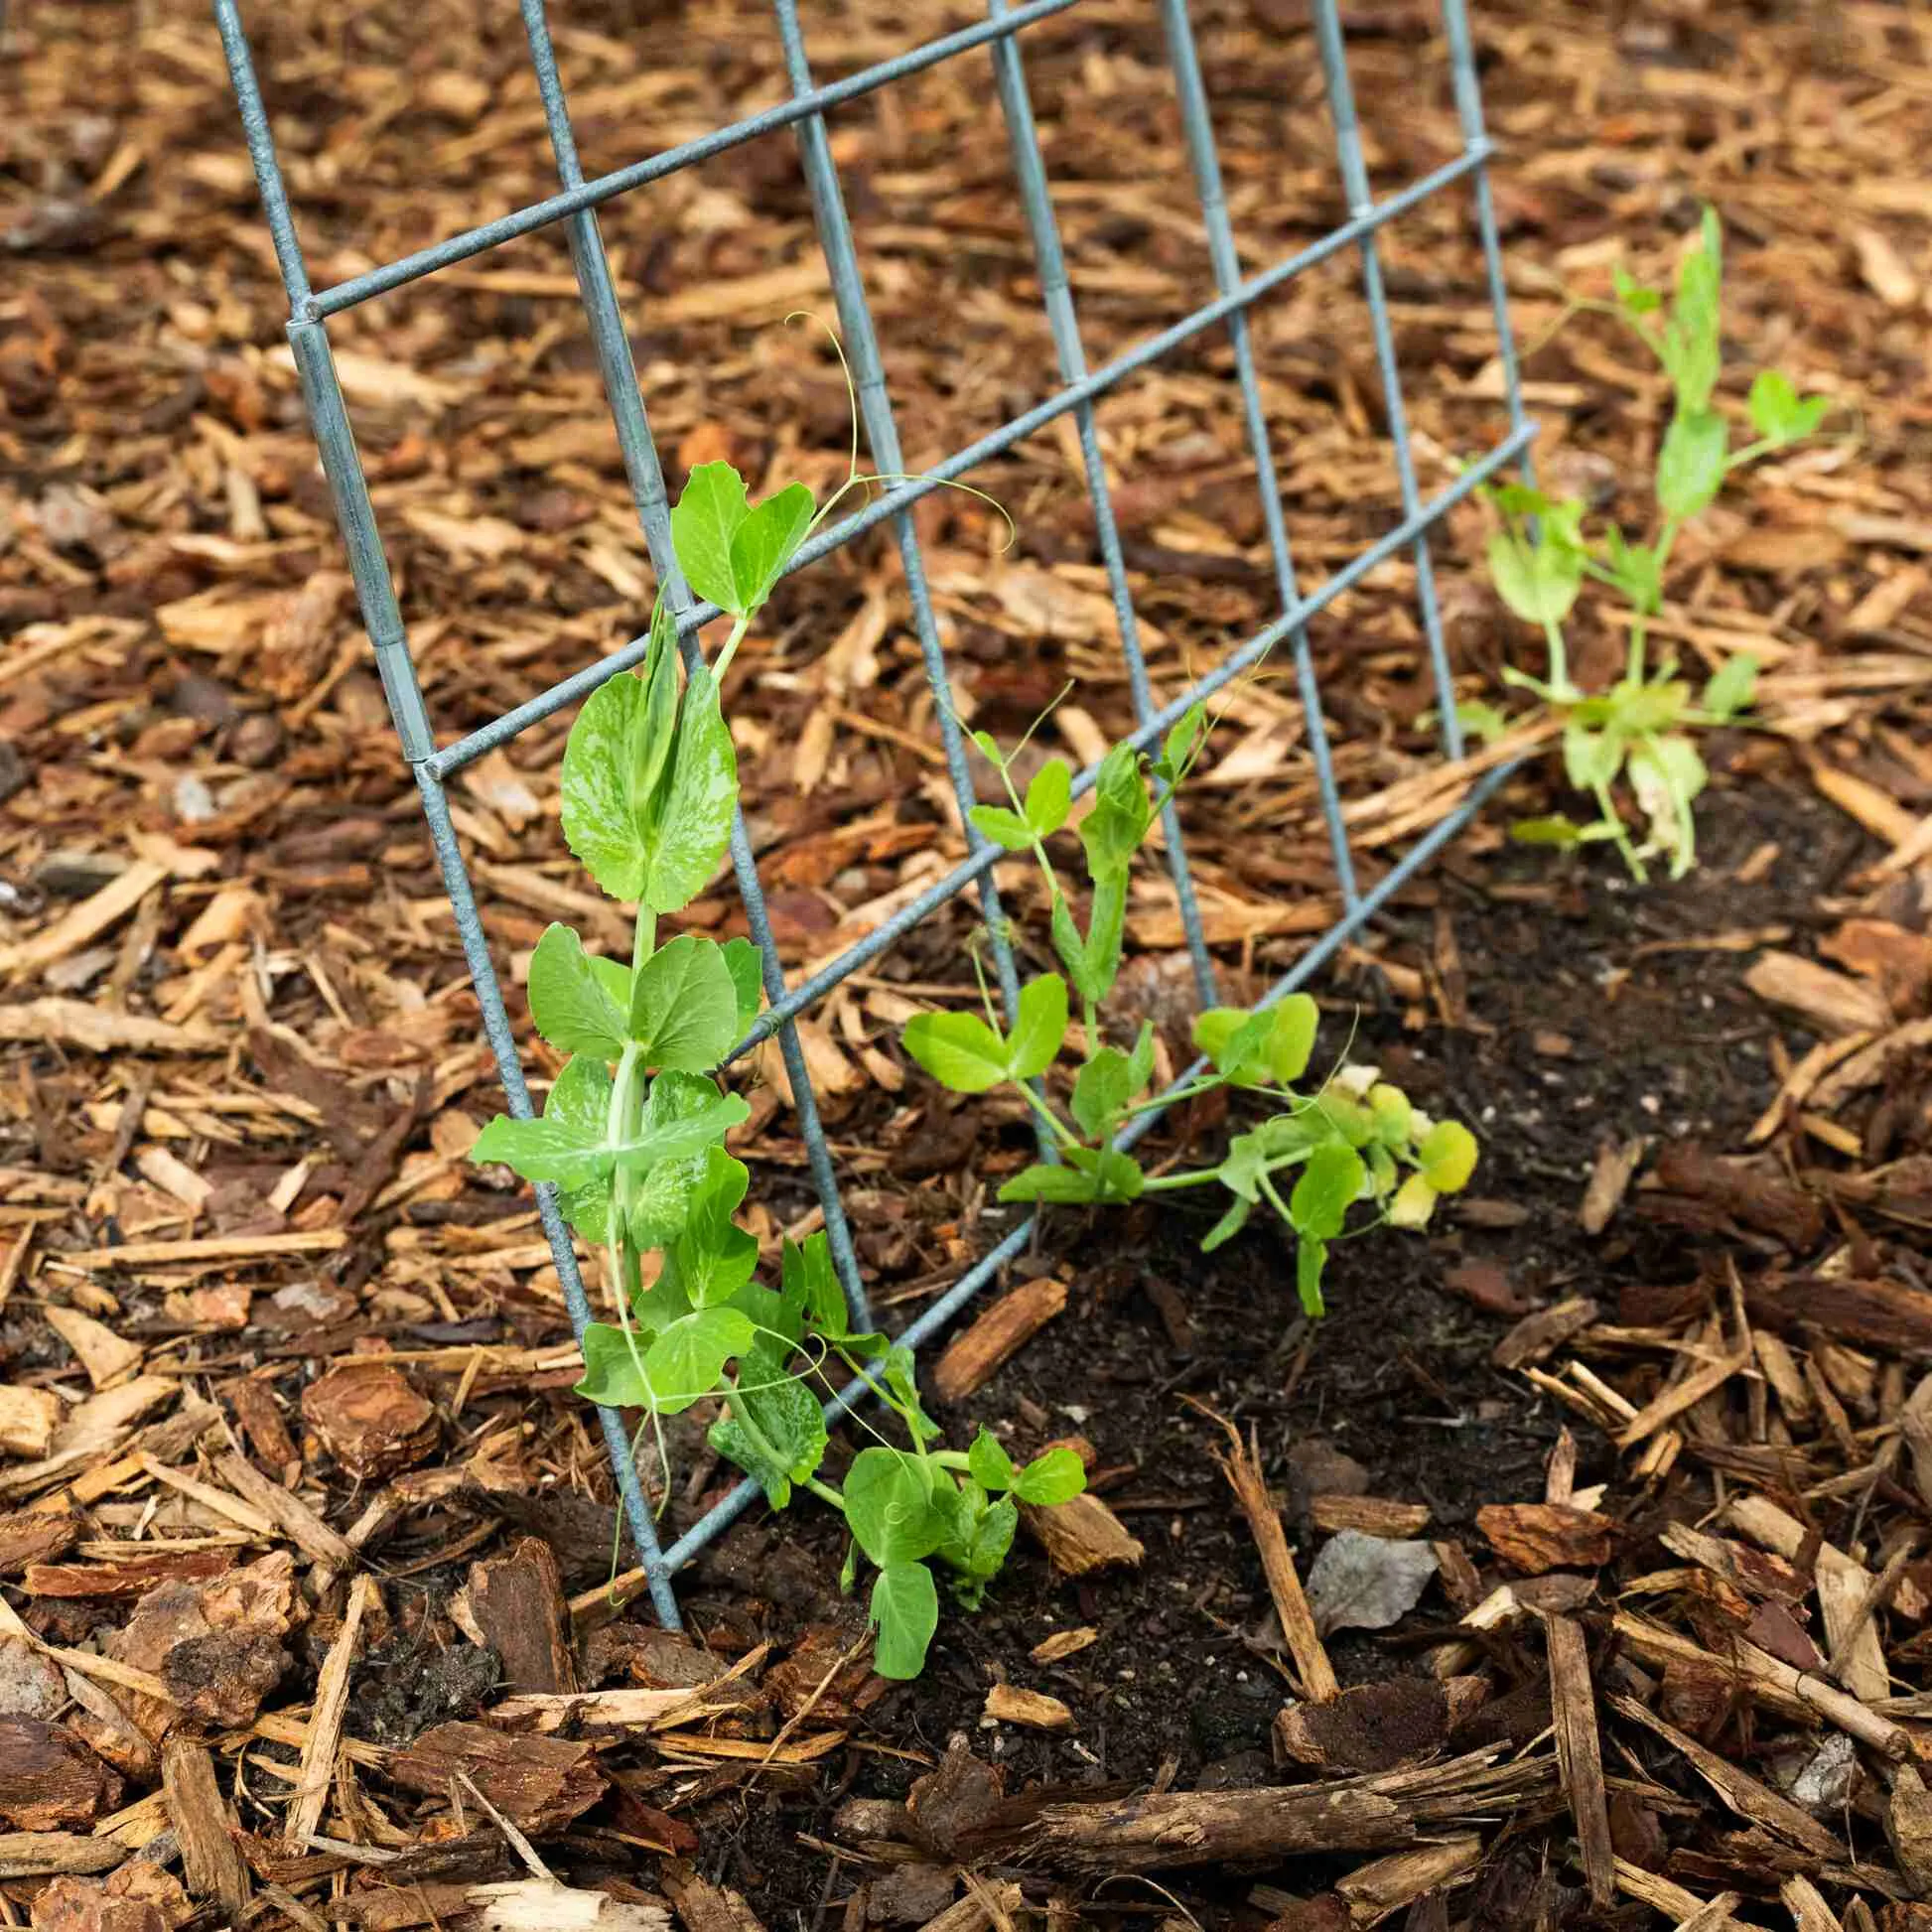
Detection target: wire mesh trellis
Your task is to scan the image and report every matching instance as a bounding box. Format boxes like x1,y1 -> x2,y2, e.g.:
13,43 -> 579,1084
215,0 -> 1535,1632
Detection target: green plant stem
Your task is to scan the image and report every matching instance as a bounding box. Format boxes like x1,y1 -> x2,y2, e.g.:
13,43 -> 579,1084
1014,1081 -> 1081,1152
1542,617 -> 1573,697
711,613 -> 753,682
1082,996 -> 1099,1061
1141,1168 -> 1223,1192
1592,778 -> 1646,882
805,1476 -> 847,1512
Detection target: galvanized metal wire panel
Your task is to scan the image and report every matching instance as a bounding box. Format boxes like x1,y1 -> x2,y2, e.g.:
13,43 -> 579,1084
215,0 -> 1534,1630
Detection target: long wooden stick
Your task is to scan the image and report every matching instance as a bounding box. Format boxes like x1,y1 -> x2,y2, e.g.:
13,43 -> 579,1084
1194,1402 -> 1338,1700
286,1573 -> 378,1849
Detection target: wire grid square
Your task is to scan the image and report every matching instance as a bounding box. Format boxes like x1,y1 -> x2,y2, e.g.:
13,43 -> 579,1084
215,0 -> 1535,1629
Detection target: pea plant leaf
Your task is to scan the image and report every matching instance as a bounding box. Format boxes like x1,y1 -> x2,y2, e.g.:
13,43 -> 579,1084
729,482 -> 815,614
670,462 -> 752,614
668,1145 -> 759,1308
1486,526 -> 1584,625
1069,1045 -> 1135,1140
1747,370 -> 1830,447
575,1322 -> 652,1409
1079,744 -> 1154,879
781,1230 -> 847,1340
721,936 -> 764,1038
902,1009 -> 1010,1093
640,1306 -> 757,1415
559,673 -> 654,902
527,923 -> 628,1060
1289,1143 -> 1365,1243
710,1372 -> 828,1509
1007,975 -> 1068,1082
639,665 -> 737,914
623,1070 -> 729,1249
997,1146 -> 1143,1205
1012,1447 -> 1085,1507
869,1561 -> 939,1680
968,805 -> 1035,852
966,1427 -> 1017,1493
1656,409 -> 1728,520
844,1449 -> 941,1567
630,933 -> 740,1071
1025,759 -> 1072,837
1702,653 -> 1757,721
472,1052 -> 612,1189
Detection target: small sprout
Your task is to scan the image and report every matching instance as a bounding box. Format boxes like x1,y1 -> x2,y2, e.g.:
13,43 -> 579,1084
1473,207 -> 1828,882
899,712 -> 1482,1323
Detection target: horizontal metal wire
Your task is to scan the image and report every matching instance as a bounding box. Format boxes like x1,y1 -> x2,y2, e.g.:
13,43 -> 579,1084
307,0 -> 1084,320
422,137 -> 1494,783
656,753 -> 1520,1575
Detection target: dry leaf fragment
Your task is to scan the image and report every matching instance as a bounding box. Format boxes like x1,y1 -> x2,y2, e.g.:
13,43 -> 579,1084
1304,1532 -> 1438,1637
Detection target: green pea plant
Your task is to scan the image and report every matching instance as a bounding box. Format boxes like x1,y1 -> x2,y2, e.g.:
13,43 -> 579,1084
469,449 -> 1081,1681
1463,207 -> 1834,880
898,711 -> 1481,1320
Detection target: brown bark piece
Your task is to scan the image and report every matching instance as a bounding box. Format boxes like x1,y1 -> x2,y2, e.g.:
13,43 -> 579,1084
0,1719 -> 122,1828
384,1722 -> 607,1834
1615,1349 -> 1749,1449
30,1864 -> 191,1932
223,1381 -> 300,1474
929,1276 -> 1066,1403
0,1387 -> 60,1459
1492,1297 -> 1599,1371
26,1551 -> 235,1598
982,1684 -> 1073,1730
469,1537 -> 575,1696
42,1308 -> 143,1391
160,1735 -> 250,1917
1781,1873 -> 1848,1932
1546,1615 -> 1614,1907
1203,1410 -> 1337,1700
0,1834 -> 128,1880
301,1362 -> 438,1481
1723,1494 -> 1889,1704
1888,1763 -> 1932,1897
1746,1275 -> 1932,1352
1274,1678 -> 1449,1774
285,1571 -> 375,1850
1334,1835 -> 1482,1923
1028,1746 -> 1555,1872
914,1880 -> 1024,1932
212,1451 -> 353,1570
659,1858 -> 766,1932
1744,951 -> 1890,1035
1476,1503 -> 1613,1576
1308,1496 -> 1432,1538
161,1629 -> 287,1729
1019,1491 -> 1144,1578
0,1509 -> 79,1574
1650,1143 -> 1826,1251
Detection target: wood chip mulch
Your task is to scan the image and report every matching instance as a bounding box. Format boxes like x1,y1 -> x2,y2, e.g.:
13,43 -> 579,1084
3,0 -> 1932,1925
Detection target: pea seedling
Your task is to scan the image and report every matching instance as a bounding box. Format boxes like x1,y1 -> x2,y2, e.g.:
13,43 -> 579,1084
471,451 -> 1079,1680
900,714 -> 1480,1317
1467,207 -> 1833,879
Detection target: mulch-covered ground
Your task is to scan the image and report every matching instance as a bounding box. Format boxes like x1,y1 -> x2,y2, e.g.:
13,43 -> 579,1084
5,0 -> 1932,1925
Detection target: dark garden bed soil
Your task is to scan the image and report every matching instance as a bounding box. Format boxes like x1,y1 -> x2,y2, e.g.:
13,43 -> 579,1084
666,775 -> 1881,1919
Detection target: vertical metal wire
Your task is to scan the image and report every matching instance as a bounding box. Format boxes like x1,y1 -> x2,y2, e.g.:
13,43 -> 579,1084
1439,0 -> 1536,486
765,0 -> 1043,1128
1309,0 -> 1462,760
1156,0 -> 1360,911
984,0 -> 1218,1005
210,0 -> 680,1625
517,0 -> 877,1336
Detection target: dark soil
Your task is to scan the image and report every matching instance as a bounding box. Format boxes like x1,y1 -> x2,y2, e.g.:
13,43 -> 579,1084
664,769 -> 1874,1914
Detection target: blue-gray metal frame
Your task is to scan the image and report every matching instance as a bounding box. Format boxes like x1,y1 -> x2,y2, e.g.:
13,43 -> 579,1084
214,0 -> 1533,1633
